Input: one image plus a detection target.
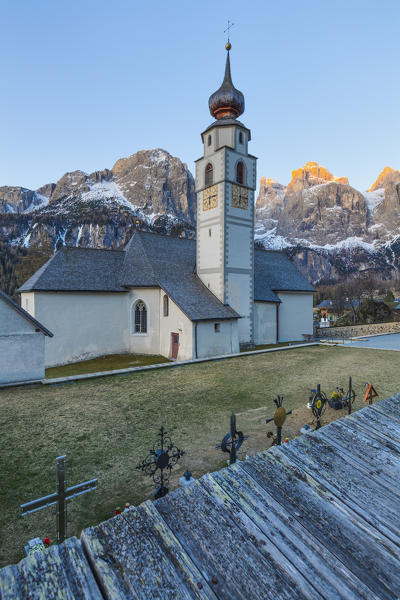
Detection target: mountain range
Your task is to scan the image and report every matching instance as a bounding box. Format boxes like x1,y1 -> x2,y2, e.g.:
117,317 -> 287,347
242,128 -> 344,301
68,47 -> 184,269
1,152 -> 400,298
255,161 -> 400,283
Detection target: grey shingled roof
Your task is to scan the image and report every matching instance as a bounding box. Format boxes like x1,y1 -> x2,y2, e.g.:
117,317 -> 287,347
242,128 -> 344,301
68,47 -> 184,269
18,231 -> 313,319
0,289 -> 53,336
19,248 -> 126,293
123,232 -> 239,321
254,249 -> 314,301
2,396 -> 400,598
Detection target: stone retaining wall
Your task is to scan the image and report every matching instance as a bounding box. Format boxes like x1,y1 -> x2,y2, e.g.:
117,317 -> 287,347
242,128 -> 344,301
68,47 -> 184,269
316,321 -> 400,339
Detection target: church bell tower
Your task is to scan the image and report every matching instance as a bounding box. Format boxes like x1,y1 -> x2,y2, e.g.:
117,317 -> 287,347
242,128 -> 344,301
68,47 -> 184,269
195,43 -> 257,344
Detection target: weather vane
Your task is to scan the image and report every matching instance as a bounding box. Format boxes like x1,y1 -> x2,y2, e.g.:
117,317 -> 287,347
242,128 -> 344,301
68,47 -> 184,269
224,20 -> 234,48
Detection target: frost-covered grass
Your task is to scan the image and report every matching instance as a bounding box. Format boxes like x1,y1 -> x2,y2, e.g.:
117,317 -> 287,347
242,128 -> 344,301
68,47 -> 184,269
0,345 -> 398,567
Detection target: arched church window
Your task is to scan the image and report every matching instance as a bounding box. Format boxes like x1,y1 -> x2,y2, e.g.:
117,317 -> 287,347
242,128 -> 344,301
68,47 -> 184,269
208,135 -> 212,146
205,163 -> 213,187
239,131 -> 243,144
236,161 -> 245,185
163,294 -> 169,317
133,300 -> 147,333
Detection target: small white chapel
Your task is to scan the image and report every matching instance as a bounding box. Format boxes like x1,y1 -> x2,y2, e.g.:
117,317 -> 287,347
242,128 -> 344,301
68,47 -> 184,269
19,44 -> 314,367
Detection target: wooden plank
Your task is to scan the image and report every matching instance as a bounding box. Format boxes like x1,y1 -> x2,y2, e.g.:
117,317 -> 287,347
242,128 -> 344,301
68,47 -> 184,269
370,397 -> 400,423
348,407 -> 400,444
319,418 -> 400,495
240,450 -> 400,599
279,433 -> 400,545
201,468 -> 377,600
81,502 -> 215,600
154,479 -> 314,600
0,537 -> 101,600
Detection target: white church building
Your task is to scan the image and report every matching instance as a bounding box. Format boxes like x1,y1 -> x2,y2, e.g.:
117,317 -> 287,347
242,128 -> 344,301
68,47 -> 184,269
19,45 -> 314,368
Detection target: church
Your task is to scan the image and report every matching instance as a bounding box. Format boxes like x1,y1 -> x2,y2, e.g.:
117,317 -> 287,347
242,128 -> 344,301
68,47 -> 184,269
19,44 -> 314,368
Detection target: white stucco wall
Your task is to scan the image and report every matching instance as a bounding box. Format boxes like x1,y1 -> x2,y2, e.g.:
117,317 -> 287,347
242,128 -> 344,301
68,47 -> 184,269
22,291 -> 129,367
127,289 -> 194,361
277,292 -> 314,342
22,288 -> 196,367
0,333 -> 45,384
225,272 -> 252,343
0,297 -> 47,383
254,302 -> 277,345
196,319 -> 239,358
0,298 -> 35,335
158,292 -> 193,361
127,289 -> 160,356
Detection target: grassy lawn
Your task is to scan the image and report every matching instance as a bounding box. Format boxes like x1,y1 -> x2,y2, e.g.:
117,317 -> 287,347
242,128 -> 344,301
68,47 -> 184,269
45,353 -> 170,378
241,341 -> 304,352
0,345 -> 398,567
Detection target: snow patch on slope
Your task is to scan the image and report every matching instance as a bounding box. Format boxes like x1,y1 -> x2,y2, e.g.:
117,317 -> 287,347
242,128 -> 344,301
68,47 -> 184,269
363,189 -> 385,212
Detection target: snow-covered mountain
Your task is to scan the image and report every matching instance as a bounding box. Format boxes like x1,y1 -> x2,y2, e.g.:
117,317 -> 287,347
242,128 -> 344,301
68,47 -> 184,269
255,162 -> 400,283
0,149 -> 196,252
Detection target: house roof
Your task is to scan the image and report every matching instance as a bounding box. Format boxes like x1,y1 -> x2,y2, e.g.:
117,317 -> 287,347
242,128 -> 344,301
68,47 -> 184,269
0,289 -> 53,336
1,395 -> 400,598
18,231 -> 314,320
318,299 -> 360,310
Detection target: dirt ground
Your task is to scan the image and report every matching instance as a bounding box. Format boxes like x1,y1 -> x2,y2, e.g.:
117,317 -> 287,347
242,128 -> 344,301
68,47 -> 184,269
0,344 -> 398,567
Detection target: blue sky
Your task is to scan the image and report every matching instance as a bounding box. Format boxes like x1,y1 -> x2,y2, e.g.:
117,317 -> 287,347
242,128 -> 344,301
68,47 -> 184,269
1,0 -> 399,192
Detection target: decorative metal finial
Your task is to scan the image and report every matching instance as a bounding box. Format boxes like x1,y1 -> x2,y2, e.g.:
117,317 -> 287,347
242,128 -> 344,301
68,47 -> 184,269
136,426 -> 184,499
224,20 -> 234,50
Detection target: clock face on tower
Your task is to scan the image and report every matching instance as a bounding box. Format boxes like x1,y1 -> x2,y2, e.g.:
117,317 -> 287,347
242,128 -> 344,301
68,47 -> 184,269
202,185 -> 218,211
232,184 -> 248,209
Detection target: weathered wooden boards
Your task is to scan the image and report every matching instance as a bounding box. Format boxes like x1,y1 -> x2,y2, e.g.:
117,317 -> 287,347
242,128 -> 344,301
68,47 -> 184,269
1,396 -> 400,599
0,537 -> 101,599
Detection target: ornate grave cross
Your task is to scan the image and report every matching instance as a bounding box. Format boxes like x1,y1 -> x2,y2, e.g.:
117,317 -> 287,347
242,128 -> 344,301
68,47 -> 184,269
266,395 -> 292,445
21,455 -> 97,544
310,384 -> 327,429
136,426 -> 184,499
217,414 -> 248,465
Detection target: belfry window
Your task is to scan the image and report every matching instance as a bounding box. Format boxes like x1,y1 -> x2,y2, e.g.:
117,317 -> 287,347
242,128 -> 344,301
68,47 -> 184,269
236,161 -> 245,185
134,300 -> 147,333
208,135 -> 212,146
163,294 -> 169,317
239,131 -> 243,144
205,163 -> 213,187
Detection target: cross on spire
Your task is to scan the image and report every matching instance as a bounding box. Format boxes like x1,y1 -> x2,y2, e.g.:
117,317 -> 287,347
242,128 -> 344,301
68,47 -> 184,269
224,20 -> 234,44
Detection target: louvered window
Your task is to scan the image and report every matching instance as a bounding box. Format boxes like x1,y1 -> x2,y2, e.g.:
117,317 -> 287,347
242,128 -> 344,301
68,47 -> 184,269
236,161 -> 245,185
134,301 -> 147,333
205,163 -> 213,187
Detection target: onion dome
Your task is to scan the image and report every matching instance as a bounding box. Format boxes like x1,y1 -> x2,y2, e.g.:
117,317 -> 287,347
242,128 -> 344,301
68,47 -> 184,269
208,45 -> 244,120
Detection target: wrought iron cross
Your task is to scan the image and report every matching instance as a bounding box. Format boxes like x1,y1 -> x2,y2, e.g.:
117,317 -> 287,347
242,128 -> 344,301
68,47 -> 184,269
21,455 -> 97,544
217,414 -> 248,464
266,395 -> 292,445
310,384 -> 327,429
136,426 -> 184,499
224,20 -> 234,43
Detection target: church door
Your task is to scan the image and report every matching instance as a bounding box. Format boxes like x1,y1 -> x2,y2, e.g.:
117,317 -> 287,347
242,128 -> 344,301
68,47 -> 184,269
171,333 -> 179,360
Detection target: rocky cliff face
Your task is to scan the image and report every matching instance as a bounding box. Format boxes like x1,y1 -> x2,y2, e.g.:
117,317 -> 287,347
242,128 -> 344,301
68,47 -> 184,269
0,149 -> 196,296
0,148 -> 196,252
256,162 -> 400,283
